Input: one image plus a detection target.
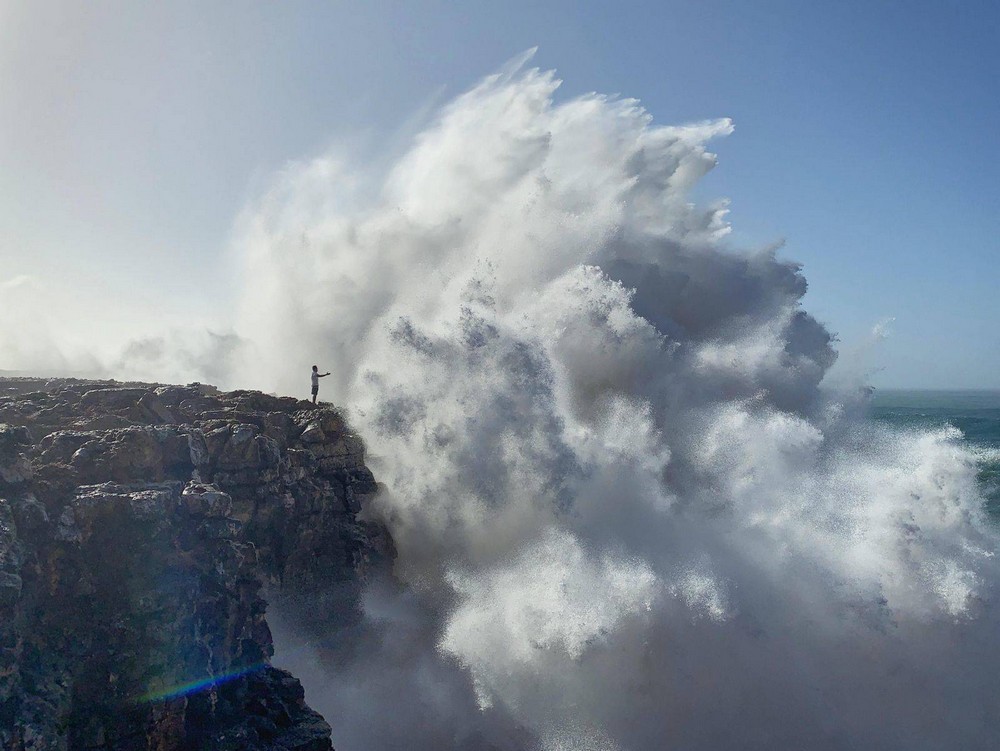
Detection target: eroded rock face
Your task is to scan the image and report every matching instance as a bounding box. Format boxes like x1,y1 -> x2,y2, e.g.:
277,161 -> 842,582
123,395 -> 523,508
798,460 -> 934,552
0,378 -> 393,750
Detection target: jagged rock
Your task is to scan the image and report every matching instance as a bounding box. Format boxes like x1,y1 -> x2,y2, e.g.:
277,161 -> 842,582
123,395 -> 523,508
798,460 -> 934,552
79,387 -> 149,410
0,376 -> 395,750
0,454 -> 32,485
181,482 -> 234,517
0,424 -> 33,485
138,391 -> 177,424
10,493 -> 48,531
0,571 -> 20,607
299,421 -> 326,444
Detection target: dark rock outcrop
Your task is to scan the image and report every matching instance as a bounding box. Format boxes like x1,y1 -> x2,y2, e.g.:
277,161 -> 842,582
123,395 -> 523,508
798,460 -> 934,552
0,378 -> 393,750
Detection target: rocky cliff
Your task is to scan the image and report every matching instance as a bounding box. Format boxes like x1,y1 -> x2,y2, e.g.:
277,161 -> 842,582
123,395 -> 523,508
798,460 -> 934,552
0,377 -> 393,750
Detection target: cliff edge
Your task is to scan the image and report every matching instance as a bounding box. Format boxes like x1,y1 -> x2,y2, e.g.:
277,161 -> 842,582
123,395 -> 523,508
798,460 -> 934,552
0,377 -> 393,750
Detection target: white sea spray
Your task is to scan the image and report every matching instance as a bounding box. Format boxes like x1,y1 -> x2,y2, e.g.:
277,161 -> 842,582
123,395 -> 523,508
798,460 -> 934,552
236,58 -> 1000,749
5,54 -> 997,749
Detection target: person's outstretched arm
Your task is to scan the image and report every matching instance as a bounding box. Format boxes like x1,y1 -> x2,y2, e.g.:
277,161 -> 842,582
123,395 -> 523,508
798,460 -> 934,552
320,372 -> 331,377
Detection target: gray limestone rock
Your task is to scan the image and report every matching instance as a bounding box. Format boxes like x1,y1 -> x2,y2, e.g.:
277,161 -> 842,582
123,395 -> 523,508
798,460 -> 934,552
0,423 -> 33,484
0,376 -> 395,751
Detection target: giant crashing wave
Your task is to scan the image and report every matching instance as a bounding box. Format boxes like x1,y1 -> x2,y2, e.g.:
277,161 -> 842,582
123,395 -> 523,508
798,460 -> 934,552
98,55 -> 1000,749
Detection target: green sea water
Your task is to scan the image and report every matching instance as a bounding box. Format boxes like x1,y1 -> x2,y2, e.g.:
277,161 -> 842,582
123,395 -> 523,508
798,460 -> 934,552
870,390 -> 1000,514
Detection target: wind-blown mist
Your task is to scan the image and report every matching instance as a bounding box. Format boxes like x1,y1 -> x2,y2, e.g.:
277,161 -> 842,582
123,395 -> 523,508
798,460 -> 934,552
12,55 -> 1000,748
0,273 -> 240,385
236,60 -> 1000,749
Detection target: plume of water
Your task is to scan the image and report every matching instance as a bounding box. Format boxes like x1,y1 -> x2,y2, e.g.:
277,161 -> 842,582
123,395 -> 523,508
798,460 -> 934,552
240,57 -> 999,749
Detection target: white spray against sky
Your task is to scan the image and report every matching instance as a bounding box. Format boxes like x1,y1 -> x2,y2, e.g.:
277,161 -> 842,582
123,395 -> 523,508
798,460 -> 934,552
237,58 -> 1000,749
6,56 -> 1000,748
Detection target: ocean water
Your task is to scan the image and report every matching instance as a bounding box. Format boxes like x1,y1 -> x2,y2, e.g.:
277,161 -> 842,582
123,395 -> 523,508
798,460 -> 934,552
871,389 -> 1000,513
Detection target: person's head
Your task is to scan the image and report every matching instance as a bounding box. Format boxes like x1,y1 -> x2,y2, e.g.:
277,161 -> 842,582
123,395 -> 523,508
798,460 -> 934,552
312,365 -> 318,372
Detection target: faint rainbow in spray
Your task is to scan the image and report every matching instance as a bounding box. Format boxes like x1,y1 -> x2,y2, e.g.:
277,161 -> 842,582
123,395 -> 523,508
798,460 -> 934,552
137,662 -> 266,703
134,632 -> 339,704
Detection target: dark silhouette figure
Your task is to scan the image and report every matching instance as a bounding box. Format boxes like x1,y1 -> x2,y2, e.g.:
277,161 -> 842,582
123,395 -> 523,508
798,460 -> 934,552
311,365 -> 331,404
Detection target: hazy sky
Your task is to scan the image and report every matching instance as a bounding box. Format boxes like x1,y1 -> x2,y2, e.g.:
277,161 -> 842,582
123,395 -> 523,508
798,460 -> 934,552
1,0 -> 997,387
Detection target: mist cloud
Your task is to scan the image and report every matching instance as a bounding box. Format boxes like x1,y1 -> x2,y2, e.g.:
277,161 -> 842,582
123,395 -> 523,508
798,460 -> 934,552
238,57 -> 1000,750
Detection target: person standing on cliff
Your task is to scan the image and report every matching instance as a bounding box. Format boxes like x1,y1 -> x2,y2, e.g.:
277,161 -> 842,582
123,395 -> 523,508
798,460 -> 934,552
311,365 -> 331,404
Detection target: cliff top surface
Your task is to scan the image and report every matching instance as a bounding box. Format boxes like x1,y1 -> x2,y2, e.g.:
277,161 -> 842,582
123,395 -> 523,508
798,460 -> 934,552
0,375 -> 335,431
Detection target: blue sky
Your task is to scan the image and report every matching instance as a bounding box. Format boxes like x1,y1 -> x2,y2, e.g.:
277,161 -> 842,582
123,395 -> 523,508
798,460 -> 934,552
1,0 -> 997,387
